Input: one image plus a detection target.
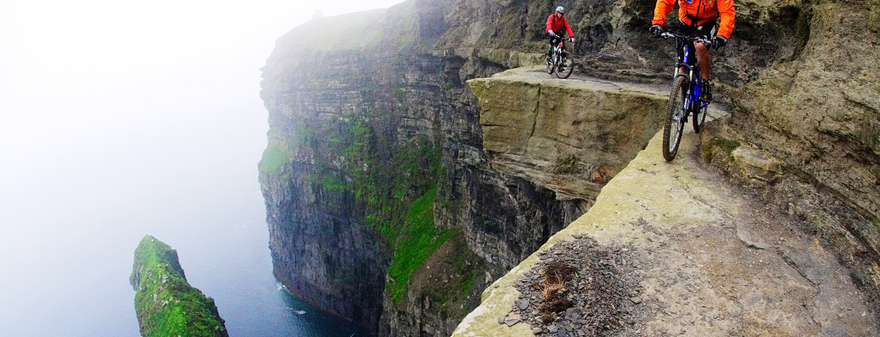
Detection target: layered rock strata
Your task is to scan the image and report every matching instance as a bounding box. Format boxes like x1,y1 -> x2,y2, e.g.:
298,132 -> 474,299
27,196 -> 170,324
468,67 -> 666,201
259,0 -> 879,335
130,235 -> 228,337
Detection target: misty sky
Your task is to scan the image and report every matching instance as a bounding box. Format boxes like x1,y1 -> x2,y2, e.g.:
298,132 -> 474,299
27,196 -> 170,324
0,0 -> 404,335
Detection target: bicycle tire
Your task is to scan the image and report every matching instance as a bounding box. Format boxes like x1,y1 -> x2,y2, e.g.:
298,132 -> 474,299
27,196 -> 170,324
555,52 -> 574,79
662,75 -> 688,162
546,52 -> 556,74
693,103 -> 708,133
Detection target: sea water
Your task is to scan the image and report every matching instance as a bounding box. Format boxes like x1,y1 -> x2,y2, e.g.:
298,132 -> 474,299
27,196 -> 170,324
0,103 -> 358,337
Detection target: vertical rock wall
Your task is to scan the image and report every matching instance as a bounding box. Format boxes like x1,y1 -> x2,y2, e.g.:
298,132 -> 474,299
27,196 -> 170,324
705,0 -> 880,305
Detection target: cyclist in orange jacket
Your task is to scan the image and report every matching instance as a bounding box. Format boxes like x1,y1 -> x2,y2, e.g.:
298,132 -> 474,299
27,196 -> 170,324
649,0 -> 735,101
546,6 -> 575,63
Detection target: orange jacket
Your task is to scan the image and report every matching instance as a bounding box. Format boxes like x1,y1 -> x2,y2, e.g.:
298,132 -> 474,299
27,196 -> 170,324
652,0 -> 735,39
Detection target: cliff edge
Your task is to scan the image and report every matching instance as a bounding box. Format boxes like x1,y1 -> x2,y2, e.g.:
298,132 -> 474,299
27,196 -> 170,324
130,235 -> 228,337
454,113 -> 878,336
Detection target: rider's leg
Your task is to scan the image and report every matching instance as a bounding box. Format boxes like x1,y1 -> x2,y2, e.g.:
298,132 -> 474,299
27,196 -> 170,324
695,41 -> 711,80
695,41 -> 713,101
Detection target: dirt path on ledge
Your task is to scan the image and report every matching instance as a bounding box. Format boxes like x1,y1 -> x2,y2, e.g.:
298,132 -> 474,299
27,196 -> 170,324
495,66 -> 733,122
453,80 -> 878,335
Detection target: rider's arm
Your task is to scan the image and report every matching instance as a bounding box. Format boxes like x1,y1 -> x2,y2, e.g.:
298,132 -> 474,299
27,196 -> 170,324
651,0 -> 676,26
546,15 -> 554,32
715,0 -> 736,39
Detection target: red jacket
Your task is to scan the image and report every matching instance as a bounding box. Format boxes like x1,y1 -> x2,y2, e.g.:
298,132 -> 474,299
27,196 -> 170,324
652,0 -> 735,39
546,14 -> 574,37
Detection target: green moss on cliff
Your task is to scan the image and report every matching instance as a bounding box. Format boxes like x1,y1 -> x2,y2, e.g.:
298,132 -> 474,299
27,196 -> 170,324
130,235 -> 227,337
303,109 -> 447,304
387,187 -> 454,304
701,136 -> 741,164
259,144 -> 290,172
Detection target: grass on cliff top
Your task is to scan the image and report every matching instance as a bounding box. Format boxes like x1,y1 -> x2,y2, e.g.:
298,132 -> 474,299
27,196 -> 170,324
386,187 -> 454,304
132,235 -> 226,337
282,8 -> 387,53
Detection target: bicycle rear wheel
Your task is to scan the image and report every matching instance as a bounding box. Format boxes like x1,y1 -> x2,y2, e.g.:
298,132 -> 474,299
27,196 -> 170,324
555,52 -> 574,79
662,76 -> 688,161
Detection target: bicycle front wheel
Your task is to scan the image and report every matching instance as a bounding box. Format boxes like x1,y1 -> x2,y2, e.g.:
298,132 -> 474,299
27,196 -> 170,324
662,75 -> 688,162
555,52 -> 574,79
693,103 -> 708,133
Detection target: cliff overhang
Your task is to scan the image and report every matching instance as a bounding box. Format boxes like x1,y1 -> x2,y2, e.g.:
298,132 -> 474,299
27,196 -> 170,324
467,67 -> 668,201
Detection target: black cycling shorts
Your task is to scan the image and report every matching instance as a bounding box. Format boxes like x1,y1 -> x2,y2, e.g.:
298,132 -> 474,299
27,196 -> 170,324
675,21 -> 716,65
675,20 -> 716,39
547,32 -> 567,44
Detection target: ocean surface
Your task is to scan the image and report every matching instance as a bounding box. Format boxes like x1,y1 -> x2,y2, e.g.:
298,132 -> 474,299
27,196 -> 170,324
0,108 -> 358,336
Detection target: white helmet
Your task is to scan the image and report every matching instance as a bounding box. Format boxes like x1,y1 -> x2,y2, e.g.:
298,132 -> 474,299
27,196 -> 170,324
556,6 -> 565,14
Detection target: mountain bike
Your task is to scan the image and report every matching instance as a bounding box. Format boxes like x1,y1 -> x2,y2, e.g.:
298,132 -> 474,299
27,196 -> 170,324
659,31 -> 712,161
546,36 -> 574,79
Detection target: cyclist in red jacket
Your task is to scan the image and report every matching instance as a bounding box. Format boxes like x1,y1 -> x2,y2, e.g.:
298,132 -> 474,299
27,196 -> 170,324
546,6 -> 575,63
649,0 -> 735,101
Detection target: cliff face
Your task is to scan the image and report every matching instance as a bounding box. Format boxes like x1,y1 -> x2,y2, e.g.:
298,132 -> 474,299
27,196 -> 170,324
130,235 -> 228,337
259,3 -> 492,335
704,0 -> 880,302
257,1 -> 633,335
259,0 -> 879,335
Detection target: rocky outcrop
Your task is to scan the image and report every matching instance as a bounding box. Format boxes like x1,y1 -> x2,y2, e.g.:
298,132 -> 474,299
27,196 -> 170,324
130,235 -> 228,337
468,68 -> 667,201
259,0 -> 879,335
454,0 -> 880,334
454,121 -> 879,337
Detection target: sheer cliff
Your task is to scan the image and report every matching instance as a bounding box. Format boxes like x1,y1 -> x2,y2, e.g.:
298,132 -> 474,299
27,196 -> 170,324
258,2 -> 579,334
259,0 -> 879,336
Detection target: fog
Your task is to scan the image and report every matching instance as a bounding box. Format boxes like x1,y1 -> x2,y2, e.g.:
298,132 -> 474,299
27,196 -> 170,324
0,0 -> 403,335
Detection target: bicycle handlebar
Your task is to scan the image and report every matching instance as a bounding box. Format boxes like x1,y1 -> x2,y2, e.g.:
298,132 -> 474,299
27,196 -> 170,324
660,32 -> 712,46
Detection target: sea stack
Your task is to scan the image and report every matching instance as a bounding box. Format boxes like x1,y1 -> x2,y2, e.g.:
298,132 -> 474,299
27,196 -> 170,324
130,235 -> 228,337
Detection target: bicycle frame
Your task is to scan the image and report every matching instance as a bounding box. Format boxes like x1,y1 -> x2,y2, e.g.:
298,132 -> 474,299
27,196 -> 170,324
547,38 -> 566,68
547,37 -> 573,78
659,31 -> 713,161
665,32 -> 711,122
552,39 -> 565,58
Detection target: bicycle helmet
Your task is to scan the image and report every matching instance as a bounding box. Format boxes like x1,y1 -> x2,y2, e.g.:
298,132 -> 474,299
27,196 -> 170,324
556,6 -> 565,14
